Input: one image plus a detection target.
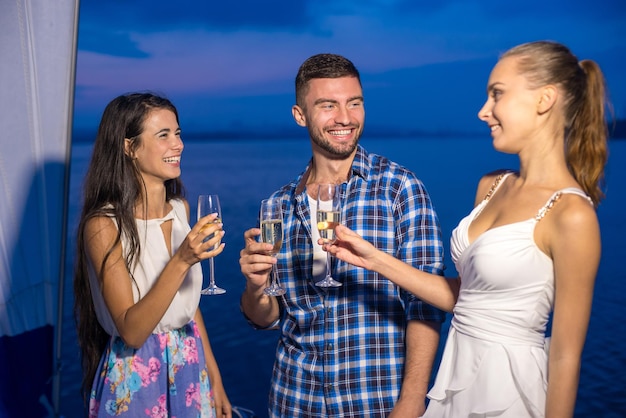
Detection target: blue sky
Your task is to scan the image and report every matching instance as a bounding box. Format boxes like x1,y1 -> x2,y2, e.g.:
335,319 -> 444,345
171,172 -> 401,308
73,0 -> 626,138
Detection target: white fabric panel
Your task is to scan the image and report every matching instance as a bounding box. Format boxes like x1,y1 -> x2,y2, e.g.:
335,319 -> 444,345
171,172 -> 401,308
0,0 -> 77,337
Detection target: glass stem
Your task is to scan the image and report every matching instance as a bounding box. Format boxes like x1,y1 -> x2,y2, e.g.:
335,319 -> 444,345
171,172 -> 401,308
271,264 -> 278,288
209,258 -> 216,287
325,252 -> 332,279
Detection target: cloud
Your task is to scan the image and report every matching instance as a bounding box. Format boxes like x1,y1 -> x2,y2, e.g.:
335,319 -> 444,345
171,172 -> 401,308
73,0 -> 626,134
77,1 -> 317,56
469,0 -> 626,19
78,27 -> 149,58
79,1 -> 313,31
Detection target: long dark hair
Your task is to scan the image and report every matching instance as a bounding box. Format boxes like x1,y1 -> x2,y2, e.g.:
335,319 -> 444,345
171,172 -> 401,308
502,41 -> 609,205
73,92 -> 185,402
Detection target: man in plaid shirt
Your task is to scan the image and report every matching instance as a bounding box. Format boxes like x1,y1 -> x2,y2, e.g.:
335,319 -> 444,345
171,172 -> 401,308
239,53 -> 445,417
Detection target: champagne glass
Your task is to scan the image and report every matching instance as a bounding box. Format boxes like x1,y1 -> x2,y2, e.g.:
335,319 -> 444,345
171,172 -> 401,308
316,184 -> 342,287
260,198 -> 286,296
197,194 -> 226,295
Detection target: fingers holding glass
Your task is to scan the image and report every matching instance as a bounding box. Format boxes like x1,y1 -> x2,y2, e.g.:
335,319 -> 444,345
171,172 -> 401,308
198,220 -> 224,254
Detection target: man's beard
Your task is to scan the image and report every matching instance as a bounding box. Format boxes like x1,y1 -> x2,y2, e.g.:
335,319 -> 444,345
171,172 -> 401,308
309,126 -> 361,159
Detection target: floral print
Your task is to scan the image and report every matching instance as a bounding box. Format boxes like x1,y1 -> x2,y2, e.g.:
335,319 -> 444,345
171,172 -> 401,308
89,321 -> 215,417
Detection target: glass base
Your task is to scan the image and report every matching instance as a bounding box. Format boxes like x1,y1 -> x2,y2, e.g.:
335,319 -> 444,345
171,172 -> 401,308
264,285 -> 286,296
201,285 -> 226,295
315,276 -> 343,287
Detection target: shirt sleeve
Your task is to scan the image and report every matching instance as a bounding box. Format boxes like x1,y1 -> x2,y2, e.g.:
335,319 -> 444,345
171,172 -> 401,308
394,173 -> 447,323
239,296 -> 282,330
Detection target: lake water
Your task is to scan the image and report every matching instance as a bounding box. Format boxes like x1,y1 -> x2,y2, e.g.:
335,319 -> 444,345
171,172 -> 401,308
58,135 -> 626,417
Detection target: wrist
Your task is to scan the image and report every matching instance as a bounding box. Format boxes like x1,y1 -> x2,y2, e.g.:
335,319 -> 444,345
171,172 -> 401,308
169,251 -> 193,276
369,249 -> 388,273
243,281 -> 266,298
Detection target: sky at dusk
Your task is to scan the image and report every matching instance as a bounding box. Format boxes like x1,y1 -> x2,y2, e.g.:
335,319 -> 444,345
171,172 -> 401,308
72,0 -> 626,138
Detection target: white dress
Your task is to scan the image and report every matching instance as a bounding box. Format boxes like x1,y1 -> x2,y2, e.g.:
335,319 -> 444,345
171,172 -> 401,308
422,173 -> 593,418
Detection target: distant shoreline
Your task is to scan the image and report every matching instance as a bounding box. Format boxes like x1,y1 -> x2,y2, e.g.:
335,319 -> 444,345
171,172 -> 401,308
71,128 -> 486,143
71,119 -> 626,143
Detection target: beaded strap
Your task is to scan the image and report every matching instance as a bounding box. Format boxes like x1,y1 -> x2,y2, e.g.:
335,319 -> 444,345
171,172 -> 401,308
483,173 -> 507,202
534,189 -> 592,221
535,192 -> 562,221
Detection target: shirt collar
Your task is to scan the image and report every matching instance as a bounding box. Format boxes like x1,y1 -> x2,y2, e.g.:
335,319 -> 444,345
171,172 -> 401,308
295,144 -> 369,195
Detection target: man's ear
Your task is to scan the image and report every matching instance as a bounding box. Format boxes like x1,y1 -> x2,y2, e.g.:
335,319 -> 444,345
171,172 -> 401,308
537,85 -> 558,115
292,105 -> 307,127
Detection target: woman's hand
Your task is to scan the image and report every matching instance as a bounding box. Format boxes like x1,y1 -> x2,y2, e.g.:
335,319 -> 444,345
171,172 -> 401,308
212,379 -> 232,418
177,213 -> 225,266
321,225 -> 379,271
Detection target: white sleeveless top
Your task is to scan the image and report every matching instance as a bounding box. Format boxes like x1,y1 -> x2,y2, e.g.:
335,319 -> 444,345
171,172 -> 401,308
88,199 -> 202,336
423,173 -> 594,417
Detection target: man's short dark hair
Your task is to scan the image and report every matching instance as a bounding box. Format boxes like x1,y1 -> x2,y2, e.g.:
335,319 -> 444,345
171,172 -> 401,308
295,53 -> 361,106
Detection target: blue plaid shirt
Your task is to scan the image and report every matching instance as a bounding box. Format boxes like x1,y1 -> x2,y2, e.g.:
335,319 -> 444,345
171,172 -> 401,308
255,145 -> 445,417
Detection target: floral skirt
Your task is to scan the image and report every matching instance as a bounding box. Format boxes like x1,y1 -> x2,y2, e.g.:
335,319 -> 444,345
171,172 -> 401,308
89,320 -> 215,417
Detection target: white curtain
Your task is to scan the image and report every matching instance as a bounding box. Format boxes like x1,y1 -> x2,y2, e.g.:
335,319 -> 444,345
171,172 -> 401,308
0,0 -> 78,416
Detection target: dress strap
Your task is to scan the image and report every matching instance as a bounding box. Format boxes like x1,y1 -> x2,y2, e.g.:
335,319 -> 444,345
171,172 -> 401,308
482,171 -> 515,202
535,188 -> 593,221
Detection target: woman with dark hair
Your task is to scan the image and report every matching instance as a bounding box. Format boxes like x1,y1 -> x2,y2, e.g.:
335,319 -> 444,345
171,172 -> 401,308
323,41 -> 608,417
74,93 -> 231,417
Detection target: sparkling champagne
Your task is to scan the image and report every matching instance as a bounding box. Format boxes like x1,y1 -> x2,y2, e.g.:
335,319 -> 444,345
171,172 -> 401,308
261,219 -> 283,255
317,211 -> 340,242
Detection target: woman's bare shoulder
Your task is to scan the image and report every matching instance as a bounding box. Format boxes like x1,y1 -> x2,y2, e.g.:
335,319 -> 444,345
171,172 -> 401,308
84,215 -> 118,245
474,169 -> 515,206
